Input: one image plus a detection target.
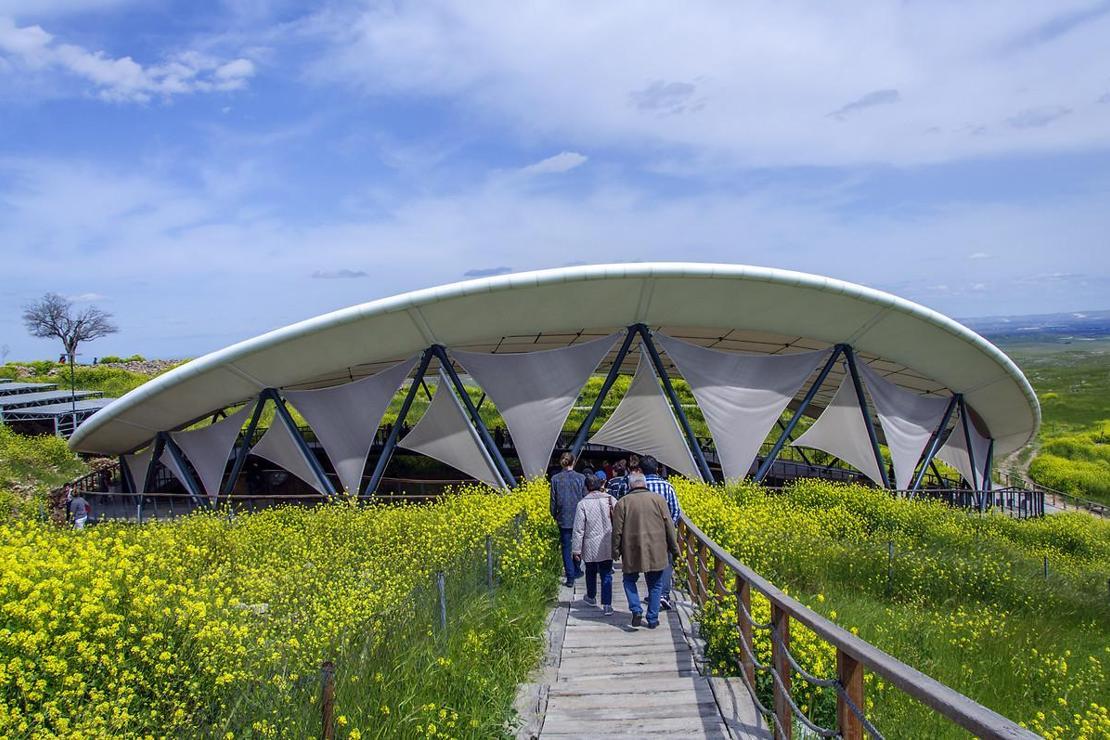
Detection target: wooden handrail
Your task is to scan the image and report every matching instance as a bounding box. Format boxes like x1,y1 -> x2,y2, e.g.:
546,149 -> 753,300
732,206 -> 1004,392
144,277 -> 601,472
678,514 -> 1038,740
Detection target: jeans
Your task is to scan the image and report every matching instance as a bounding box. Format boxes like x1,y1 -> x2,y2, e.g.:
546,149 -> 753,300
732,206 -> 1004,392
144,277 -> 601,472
584,560 -> 614,605
660,553 -> 674,602
559,528 -> 583,582
623,570 -> 665,625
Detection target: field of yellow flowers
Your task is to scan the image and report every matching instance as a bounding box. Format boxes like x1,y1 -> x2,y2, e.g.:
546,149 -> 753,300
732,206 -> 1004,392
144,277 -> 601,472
0,480 -> 557,738
677,479 -> 1110,739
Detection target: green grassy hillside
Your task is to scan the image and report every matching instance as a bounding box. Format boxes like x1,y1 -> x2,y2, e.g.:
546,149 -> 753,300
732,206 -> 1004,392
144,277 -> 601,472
1000,339 -> 1110,503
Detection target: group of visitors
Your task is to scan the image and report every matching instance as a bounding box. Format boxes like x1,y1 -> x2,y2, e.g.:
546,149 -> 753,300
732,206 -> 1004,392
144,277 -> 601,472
549,452 -> 681,629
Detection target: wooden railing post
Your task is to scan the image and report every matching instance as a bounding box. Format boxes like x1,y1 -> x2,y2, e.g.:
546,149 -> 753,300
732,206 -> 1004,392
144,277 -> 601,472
837,648 -> 864,740
697,541 -> 709,605
736,575 -> 755,688
686,525 -> 701,604
771,604 -> 792,740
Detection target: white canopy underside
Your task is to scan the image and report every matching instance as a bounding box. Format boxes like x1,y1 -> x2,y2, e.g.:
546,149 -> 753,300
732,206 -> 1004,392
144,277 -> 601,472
70,263 -> 1039,458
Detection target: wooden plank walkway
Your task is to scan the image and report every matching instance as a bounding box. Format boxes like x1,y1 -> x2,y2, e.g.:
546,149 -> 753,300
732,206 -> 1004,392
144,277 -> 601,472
537,564 -> 767,739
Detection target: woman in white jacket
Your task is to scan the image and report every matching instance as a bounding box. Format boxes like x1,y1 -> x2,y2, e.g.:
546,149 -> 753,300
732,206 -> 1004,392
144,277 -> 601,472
571,475 -> 617,615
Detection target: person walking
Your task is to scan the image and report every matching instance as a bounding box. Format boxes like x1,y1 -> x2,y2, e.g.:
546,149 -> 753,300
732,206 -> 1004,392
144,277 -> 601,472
638,455 -> 681,611
605,455 -> 637,499
69,491 -> 90,530
550,452 -> 587,587
611,472 -> 679,628
571,475 -> 617,616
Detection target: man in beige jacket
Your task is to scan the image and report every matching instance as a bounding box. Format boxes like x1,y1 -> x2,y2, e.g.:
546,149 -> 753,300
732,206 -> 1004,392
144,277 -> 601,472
611,472 -> 680,628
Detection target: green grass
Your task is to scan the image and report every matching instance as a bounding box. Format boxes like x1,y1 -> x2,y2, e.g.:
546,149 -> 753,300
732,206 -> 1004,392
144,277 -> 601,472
0,425 -> 86,518
999,339 -> 1110,502
683,479 -> 1110,739
230,539 -> 558,738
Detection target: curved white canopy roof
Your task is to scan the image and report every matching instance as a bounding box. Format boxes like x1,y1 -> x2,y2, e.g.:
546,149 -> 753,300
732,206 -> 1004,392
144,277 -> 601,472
69,263 -> 1039,458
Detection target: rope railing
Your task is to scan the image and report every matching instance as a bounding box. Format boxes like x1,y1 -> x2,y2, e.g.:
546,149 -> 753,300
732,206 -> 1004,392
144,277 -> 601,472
677,514 -> 1038,740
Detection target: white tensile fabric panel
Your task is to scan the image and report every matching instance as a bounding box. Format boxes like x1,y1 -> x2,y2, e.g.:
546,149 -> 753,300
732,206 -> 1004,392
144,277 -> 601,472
936,409 -> 992,490
160,447 -> 192,493
452,334 -> 618,479
250,420 -> 327,494
857,363 -> 952,490
588,354 -> 702,481
123,447 -> 155,490
399,371 -> 507,489
285,356 -> 418,494
792,374 -> 884,486
655,333 -> 829,481
170,401 -> 257,498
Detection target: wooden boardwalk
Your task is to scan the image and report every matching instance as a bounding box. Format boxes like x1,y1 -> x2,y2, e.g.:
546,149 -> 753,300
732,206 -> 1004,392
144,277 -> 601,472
533,564 -> 767,739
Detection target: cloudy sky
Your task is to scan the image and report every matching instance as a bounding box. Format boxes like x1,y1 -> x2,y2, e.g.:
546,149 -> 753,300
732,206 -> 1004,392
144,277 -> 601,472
2,1 -> 1109,360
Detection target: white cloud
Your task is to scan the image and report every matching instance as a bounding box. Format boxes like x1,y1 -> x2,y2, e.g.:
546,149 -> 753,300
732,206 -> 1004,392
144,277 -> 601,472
67,292 -> 107,302
519,151 -> 587,175
968,251 -> 990,259
307,1 -> 1110,166
0,16 -> 255,101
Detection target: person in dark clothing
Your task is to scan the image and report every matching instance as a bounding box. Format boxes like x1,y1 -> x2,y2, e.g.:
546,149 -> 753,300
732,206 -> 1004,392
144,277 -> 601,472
550,452 -> 587,586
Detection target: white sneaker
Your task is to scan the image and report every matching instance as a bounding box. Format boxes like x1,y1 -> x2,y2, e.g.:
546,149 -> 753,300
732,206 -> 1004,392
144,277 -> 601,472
583,596 -> 597,607
603,606 -> 614,616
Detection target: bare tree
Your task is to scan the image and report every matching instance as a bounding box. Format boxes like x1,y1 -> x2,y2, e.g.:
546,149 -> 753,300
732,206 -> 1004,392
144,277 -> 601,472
23,293 -> 118,411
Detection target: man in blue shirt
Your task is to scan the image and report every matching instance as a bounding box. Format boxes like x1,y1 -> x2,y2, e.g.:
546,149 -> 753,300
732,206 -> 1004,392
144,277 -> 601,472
638,455 -> 680,610
550,452 -> 587,587
604,455 -> 636,500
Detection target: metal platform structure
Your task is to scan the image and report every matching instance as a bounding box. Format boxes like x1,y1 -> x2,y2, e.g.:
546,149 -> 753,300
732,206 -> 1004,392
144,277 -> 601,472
2,397 -> 115,438
0,381 -> 59,396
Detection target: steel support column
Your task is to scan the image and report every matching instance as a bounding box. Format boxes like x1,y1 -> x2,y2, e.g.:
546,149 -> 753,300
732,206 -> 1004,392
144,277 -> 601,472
569,326 -> 637,459
909,394 -> 959,492
844,346 -> 890,489
984,439 -> 994,499
143,434 -> 167,493
267,388 -> 337,496
163,432 -> 205,503
364,349 -> 434,496
222,397 -> 268,496
635,324 -> 714,482
959,397 -> 981,507
431,345 -> 517,487
755,345 -> 844,483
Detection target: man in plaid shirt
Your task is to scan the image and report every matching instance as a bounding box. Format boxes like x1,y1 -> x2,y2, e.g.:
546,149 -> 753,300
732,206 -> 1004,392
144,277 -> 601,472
638,455 -> 680,610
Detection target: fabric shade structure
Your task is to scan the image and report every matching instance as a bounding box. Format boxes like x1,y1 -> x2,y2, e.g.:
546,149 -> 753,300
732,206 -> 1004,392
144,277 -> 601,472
168,401 -> 257,498
451,334 -> 618,479
250,418 -> 328,494
792,374 -> 884,486
399,371 -> 507,489
936,408 -> 992,491
588,354 -> 702,481
123,447 -> 155,490
856,362 -> 953,490
160,447 -> 192,494
284,356 -> 418,494
655,333 -> 829,481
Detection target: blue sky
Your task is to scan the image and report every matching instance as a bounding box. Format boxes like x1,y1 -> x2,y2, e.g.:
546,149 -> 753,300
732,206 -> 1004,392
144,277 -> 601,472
1,1 -> 1109,360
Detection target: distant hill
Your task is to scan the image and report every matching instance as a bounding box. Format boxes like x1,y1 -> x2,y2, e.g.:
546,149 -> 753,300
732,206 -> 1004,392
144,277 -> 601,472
961,309 -> 1110,343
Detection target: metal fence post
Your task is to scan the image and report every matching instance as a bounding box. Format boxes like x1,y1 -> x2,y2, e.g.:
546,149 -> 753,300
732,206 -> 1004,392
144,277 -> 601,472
485,535 -> 494,589
320,660 -> 335,740
436,571 -> 447,631
886,541 -> 894,596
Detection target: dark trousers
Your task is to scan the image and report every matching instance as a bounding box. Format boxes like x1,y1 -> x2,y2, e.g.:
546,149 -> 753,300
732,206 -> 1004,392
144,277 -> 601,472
559,528 -> 583,582
584,559 -> 614,605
